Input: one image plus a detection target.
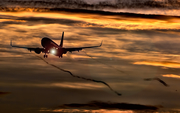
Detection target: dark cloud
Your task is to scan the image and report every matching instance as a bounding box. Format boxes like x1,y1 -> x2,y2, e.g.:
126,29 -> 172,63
153,41 -> 180,54
1,8 -> 180,32
1,7 -> 180,20
16,8 -> 180,22
0,91 -> 10,95
0,49 -> 27,55
0,21 -> 23,26
18,17 -> 83,25
0,15 -> 104,30
124,41 -> 153,53
0,16 -> 80,26
0,14 -> 18,19
1,0 -> 180,10
115,30 -> 180,54
0,22 -> 24,30
83,51 -> 126,74
57,101 -> 159,111
0,44 -> 26,54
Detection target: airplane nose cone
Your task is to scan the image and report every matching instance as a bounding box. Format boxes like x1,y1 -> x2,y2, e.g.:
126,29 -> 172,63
41,37 -> 51,48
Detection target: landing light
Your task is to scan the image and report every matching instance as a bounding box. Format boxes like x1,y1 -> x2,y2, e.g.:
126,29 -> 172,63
50,49 -> 56,55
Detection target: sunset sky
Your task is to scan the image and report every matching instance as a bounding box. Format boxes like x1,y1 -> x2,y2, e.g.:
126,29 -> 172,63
1,0 -> 180,113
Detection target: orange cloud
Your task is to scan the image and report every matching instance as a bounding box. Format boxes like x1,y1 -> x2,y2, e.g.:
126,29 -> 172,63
162,74 -> 180,79
0,82 -> 104,90
1,11 -> 180,30
133,61 -> 180,68
0,19 -> 26,22
39,108 -> 134,113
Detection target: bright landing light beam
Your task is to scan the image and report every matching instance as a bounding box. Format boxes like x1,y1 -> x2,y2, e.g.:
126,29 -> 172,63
50,49 -> 57,55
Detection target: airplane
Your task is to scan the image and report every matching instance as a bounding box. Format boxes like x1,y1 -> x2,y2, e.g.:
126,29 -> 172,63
10,32 -> 102,58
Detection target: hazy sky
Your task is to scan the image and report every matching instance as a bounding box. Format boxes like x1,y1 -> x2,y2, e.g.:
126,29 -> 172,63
1,0 -> 180,113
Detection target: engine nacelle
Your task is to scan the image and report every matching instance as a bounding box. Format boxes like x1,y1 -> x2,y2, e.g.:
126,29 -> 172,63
62,49 -> 67,54
63,50 -> 67,54
34,48 -> 41,54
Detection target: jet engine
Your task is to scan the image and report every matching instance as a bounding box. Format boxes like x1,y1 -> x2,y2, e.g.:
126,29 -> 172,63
62,48 -> 67,54
34,48 -> 41,54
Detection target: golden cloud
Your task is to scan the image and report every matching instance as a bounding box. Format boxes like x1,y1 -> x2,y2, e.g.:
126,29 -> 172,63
39,108 -> 134,113
0,82 -> 104,89
1,11 -> 180,30
0,19 -> 26,22
133,61 -> 180,68
162,74 -> 180,79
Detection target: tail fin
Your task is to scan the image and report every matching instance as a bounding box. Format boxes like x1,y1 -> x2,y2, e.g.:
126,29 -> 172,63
60,32 -> 64,47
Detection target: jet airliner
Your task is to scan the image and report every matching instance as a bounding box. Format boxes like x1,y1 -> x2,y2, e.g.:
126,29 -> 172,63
11,32 -> 102,58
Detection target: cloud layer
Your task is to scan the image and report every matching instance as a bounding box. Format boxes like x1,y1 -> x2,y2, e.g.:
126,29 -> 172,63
2,0 -> 180,9
1,0 -> 180,15
1,10 -> 180,30
0,91 -> 10,95
1,5 -> 180,113
40,101 -> 159,112
59,101 -> 159,110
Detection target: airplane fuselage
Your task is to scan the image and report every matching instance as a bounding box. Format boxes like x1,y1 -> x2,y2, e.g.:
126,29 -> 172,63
41,37 -> 67,57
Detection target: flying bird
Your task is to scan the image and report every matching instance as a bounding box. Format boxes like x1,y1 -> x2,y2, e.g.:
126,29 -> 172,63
11,32 -> 102,58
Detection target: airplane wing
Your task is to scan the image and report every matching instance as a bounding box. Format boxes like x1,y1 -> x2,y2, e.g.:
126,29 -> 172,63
65,41 -> 103,52
10,41 -> 44,54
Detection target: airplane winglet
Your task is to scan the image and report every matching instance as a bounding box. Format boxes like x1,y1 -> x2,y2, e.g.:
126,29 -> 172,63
100,40 -> 103,47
